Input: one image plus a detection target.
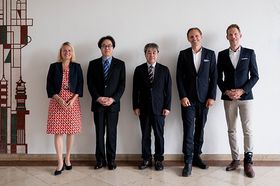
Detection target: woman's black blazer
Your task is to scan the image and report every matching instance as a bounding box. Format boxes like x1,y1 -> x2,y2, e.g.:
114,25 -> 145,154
47,62 -> 84,98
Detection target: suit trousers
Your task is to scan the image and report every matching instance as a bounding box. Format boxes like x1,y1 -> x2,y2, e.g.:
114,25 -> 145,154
93,111 -> 119,163
139,113 -> 165,162
181,101 -> 209,163
224,100 -> 253,160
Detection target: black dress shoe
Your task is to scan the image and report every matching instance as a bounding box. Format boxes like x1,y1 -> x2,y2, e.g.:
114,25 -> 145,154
138,160 -> 152,170
54,165 -> 65,176
94,161 -> 106,169
192,156 -> 209,169
108,161 -> 117,170
182,164 -> 192,177
154,161 -> 164,171
64,159 -> 72,170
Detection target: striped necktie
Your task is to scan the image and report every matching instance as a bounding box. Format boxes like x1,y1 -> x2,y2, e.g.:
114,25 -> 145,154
148,65 -> 154,83
103,59 -> 109,81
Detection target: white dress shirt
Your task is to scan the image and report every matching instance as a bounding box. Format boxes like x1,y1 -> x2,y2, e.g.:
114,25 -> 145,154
192,49 -> 202,73
229,47 -> 241,69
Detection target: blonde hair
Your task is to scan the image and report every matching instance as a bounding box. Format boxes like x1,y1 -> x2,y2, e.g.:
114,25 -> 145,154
57,41 -> 76,62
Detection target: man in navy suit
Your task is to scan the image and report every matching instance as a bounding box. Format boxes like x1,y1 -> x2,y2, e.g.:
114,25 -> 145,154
176,28 -> 217,177
133,43 -> 172,171
87,36 -> 126,170
217,24 -> 259,178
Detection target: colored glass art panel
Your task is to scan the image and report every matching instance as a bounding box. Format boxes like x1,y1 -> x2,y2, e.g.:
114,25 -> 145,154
0,26 -> 7,44
0,0 -> 33,154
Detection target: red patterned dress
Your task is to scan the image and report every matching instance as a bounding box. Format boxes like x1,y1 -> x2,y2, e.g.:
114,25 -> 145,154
47,68 -> 82,134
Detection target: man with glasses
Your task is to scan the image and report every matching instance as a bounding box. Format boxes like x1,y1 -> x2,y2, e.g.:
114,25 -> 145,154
87,35 -> 126,170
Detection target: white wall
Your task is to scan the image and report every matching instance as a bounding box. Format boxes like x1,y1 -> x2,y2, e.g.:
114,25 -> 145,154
24,0 -> 280,154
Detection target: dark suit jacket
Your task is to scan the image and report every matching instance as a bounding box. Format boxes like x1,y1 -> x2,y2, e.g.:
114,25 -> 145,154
87,57 -> 126,112
217,47 -> 259,100
46,62 -> 84,98
176,47 -> 217,103
133,63 -> 172,115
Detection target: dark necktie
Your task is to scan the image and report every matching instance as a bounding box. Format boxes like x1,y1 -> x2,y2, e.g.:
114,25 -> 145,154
148,65 -> 154,83
103,59 -> 109,81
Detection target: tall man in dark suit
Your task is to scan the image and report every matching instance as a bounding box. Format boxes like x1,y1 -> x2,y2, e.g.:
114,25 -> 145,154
87,36 -> 126,170
217,24 -> 259,178
133,43 -> 172,171
176,28 -> 217,177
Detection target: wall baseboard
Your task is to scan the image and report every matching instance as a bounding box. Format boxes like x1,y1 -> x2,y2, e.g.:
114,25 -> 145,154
1,154 -> 279,166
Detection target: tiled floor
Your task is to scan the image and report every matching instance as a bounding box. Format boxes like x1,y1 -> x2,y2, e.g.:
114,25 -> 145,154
0,165 -> 279,186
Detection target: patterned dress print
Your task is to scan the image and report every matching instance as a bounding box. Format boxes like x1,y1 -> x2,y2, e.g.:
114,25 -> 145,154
47,68 -> 82,134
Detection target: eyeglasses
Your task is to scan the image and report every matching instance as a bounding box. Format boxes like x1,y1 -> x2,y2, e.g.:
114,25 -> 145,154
101,45 -> 113,49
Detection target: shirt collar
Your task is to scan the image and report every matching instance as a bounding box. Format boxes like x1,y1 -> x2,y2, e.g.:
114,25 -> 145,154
229,46 -> 241,53
102,57 -> 112,64
192,47 -> 202,54
147,62 -> 156,68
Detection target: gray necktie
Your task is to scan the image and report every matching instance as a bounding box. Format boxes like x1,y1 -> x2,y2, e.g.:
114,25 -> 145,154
148,65 -> 154,83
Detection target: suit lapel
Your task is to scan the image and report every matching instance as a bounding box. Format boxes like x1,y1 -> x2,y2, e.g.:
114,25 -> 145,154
96,58 -> 105,81
69,62 -> 74,80
57,62 -> 63,86
108,57 -> 116,79
153,63 -> 160,84
187,48 -> 197,74
226,49 -> 235,70
144,64 -> 150,83
197,48 -> 205,74
235,47 -> 243,69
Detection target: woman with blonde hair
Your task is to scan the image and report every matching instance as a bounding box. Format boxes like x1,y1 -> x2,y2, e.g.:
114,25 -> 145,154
46,42 -> 83,176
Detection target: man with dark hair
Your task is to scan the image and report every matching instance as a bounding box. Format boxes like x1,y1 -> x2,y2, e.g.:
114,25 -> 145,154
217,24 -> 259,178
87,35 -> 126,170
133,43 -> 172,171
176,27 -> 217,177
98,35 -> 116,49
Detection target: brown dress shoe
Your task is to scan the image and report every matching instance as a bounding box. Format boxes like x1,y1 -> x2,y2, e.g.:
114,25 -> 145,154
244,163 -> 255,178
226,160 -> 240,171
